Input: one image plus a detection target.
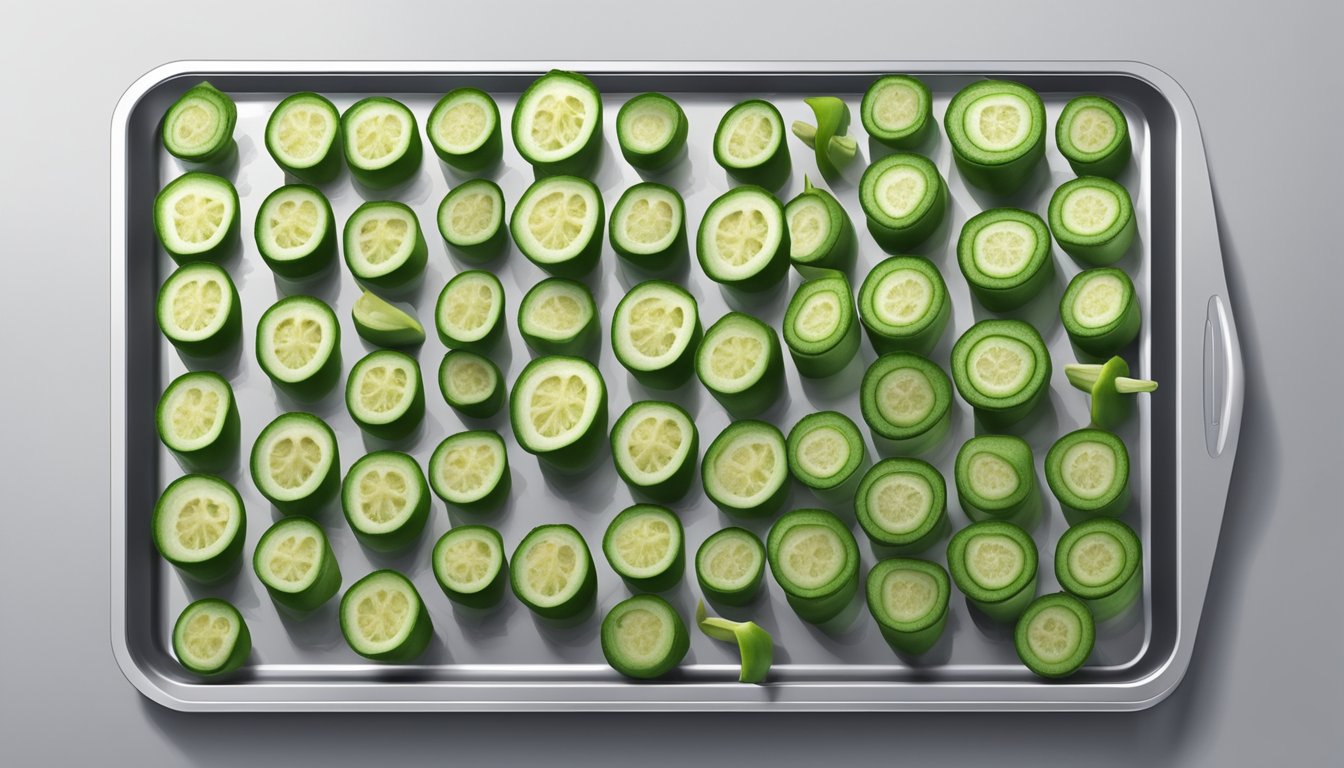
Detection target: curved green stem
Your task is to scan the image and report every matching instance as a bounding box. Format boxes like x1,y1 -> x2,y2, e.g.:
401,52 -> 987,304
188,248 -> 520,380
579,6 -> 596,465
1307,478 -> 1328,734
696,600 -> 773,684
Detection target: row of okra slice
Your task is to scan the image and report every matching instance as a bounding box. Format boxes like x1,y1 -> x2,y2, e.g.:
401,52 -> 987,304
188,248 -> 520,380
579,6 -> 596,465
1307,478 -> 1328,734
151,73 -> 1150,681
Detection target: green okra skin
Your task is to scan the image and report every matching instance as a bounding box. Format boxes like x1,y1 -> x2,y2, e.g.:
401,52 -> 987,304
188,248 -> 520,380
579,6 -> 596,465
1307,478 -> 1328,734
1055,95 -> 1132,179
944,80 -> 1047,195
857,255 -> 952,356
859,153 -> 949,253
696,600 -> 774,683
616,92 -> 689,171
861,75 -> 935,149
1047,176 -> 1137,266
1060,268 -> 1142,358
265,92 -> 343,184
767,509 -> 861,624
1054,517 -> 1142,622
950,319 -> 1053,429
1014,593 -> 1095,679
253,518 -> 343,613
782,270 -> 861,379
695,528 -> 768,607
785,176 -> 856,277
866,558 -> 951,655
954,434 -> 1039,526
1065,356 -> 1158,430
957,207 -> 1056,312
946,520 -> 1039,623
427,88 -> 503,172
1044,428 -> 1131,520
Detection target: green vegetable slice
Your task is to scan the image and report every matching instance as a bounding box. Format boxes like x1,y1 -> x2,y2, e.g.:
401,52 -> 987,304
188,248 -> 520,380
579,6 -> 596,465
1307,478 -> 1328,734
154,172 -> 240,263
172,598 -> 250,677
437,179 -> 508,261
152,474 -> 247,584
951,319 -> 1052,428
510,524 -> 598,620
861,75 -> 934,149
944,80 -> 1047,194
518,277 -> 598,357
1060,268 -> 1141,357
713,99 -> 790,190
436,270 -> 505,351
783,270 -> 860,378
351,290 -> 424,348
428,430 -> 511,514
162,82 -> 236,164
249,412 -> 341,514
616,92 -> 688,170
601,595 -> 689,679
609,182 -> 688,273
1015,593 -> 1095,678
696,600 -> 773,683
1054,517 -> 1142,621
427,87 -> 503,172
255,184 -> 337,280
954,434 -> 1038,525
695,527 -> 767,606
957,207 -> 1055,312
341,97 -> 422,189
786,411 -> 866,503
345,349 -> 425,441
857,255 -> 950,356
695,312 -> 784,417
860,352 -> 952,454
702,420 -> 790,518
1045,428 -> 1130,520
510,175 -> 605,278
611,280 -> 702,389
767,508 -> 860,624
341,451 -> 431,552
343,201 -> 429,291
255,295 -> 341,400
512,70 -> 603,175
696,186 -> 790,294
433,525 -> 509,609
866,558 -> 950,655
253,517 -> 342,612
438,349 -> 506,420
156,371 -> 240,472
854,458 -> 948,554
602,504 -> 685,593
610,400 -> 699,503
785,176 -> 855,276
1056,95 -> 1131,179
859,152 -> 948,252
946,520 -> 1038,622
1047,176 -> 1137,266
156,262 -> 243,358
509,356 -> 608,475
265,92 -> 341,184
339,570 -> 433,662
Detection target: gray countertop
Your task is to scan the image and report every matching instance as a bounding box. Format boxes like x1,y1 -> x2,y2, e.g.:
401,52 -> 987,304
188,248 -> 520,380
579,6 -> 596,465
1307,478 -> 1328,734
0,0 -> 1338,764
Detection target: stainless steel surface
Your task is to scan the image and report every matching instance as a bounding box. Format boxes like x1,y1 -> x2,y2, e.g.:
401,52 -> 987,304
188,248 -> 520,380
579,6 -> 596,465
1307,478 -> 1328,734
111,61 -> 1242,711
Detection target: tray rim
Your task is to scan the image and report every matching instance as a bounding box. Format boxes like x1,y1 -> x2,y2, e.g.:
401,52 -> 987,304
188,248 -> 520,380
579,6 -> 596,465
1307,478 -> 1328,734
110,59 -> 1242,712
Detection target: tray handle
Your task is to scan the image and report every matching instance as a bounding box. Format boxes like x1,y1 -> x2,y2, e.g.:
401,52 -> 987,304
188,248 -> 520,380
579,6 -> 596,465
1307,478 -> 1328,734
1202,294 -> 1243,458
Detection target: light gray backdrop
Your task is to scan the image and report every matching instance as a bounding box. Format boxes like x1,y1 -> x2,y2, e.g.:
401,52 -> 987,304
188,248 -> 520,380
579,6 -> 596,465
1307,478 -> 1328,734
0,0 -> 1338,764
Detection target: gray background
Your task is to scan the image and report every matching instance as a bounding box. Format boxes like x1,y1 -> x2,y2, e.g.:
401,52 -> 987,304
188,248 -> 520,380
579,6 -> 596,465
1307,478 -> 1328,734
0,0 -> 1337,764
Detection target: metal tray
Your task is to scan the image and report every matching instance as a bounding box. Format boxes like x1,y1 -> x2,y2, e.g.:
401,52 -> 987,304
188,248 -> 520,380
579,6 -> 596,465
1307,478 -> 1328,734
111,61 -> 1243,711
